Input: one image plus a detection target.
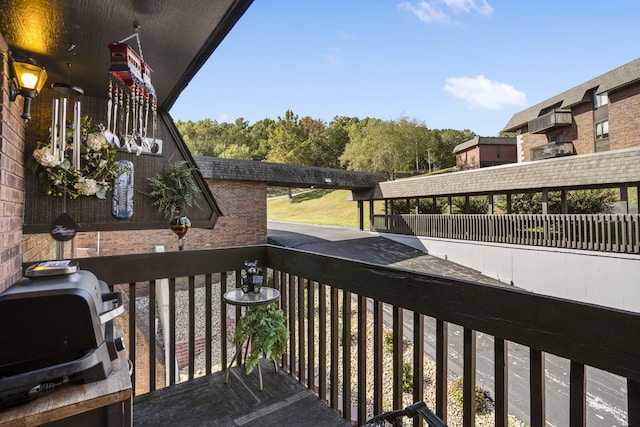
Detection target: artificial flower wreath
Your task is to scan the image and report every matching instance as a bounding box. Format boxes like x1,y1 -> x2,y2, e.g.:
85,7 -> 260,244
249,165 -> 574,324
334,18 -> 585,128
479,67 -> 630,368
28,116 -> 125,199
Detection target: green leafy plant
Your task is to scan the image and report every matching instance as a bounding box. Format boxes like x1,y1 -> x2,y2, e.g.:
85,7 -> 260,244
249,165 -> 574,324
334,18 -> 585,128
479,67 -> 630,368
449,376 -> 487,412
402,362 -> 413,392
232,303 -> 289,374
146,160 -> 201,218
383,330 -> 394,353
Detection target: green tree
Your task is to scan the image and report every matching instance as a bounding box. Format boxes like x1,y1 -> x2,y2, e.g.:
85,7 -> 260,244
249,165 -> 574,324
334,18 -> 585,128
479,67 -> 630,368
266,110 -> 308,164
503,189 -> 617,214
249,118 -> 275,161
340,117 -> 423,180
431,128 -> 475,170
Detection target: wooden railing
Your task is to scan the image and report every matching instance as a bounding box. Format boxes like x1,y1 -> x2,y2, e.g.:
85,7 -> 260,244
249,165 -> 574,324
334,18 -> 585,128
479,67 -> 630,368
371,213 -> 640,254
63,245 -> 640,426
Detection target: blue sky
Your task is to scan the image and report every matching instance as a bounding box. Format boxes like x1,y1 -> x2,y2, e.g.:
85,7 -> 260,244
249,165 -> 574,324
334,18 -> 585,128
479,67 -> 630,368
170,0 -> 640,137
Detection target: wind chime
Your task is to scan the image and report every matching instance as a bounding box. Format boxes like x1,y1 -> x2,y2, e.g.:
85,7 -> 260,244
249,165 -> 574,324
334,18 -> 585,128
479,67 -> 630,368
109,26 -> 191,249
107,25 -> 157,155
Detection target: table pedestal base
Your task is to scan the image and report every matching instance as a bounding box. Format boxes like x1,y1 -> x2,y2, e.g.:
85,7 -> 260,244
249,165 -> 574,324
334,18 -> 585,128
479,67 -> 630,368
224,336 -> 277,390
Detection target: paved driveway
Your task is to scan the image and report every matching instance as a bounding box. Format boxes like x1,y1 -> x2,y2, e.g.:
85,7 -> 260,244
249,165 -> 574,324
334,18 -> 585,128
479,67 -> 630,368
268,221 -> 505,286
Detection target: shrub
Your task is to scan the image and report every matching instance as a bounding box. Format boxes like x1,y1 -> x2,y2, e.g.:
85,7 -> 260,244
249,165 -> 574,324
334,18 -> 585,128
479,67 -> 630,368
449,377 -> 486,412
402,363 -> 413,392
383,330 -> 394,353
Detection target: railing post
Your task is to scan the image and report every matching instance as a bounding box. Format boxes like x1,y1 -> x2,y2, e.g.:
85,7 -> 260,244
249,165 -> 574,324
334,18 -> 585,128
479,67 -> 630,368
530,349 -> 546,427
307,280 -> 315,391
148,280 -> 156,391
393,306 -> 403,411
298,277 -> 305,385
318,283 -> 327,402
342,291 -> 352,422
188,276 -> 195,380
357,295 -> 367,426
628,378 -> 640,426
413,312 -> 424,427
494,337 -> 508,427
169,278 -> 176,386
373,300 -> 384,416
436,320 -> 448,423
463,328 -> 476,427
330,287 -> 339,411
569,361 -> 585,427
128,282 -> 136,394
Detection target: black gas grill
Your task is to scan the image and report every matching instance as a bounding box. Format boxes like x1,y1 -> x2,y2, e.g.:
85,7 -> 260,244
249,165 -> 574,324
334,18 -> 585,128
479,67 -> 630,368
0,261 -> 125,407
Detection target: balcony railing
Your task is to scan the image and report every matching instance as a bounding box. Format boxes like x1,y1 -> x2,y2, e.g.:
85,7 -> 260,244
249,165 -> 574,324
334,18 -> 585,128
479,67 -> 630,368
371,213 -> 640,254
58,245 -> 640,427
528,110 -> 572,134
530,141 -> 576,160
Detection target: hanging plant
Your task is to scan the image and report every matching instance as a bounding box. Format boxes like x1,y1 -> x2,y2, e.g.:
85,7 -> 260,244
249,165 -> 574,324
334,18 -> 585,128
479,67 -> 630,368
146,160 -> 201,219
27,116 -> 125,199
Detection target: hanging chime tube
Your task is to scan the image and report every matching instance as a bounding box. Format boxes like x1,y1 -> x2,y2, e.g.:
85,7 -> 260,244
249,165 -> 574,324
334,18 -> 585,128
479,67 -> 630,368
51,99 -> 59,156
59,98 -> 67,162
73,101 -> 81,170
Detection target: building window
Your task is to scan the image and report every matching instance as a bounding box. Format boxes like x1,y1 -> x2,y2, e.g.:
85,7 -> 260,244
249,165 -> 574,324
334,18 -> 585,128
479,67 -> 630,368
595,120 -> 609,140
594,91 -> 609,109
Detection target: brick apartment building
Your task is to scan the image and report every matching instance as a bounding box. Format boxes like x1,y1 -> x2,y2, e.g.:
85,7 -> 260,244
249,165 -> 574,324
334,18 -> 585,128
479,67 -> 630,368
502,57 -> 640,162
452,136 -> 517,170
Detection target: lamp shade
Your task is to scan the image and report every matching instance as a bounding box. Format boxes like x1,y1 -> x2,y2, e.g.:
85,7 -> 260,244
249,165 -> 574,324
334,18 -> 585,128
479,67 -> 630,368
11,60 -> 47,92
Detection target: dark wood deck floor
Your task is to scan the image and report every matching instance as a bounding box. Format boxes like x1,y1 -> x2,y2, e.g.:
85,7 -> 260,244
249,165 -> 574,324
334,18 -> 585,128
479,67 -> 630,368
133,361 -> 350,426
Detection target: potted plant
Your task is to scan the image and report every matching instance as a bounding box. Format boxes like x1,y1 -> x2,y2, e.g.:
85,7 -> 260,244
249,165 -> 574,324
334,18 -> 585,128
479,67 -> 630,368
146,160 -> 201,249
232,303 -> 288,374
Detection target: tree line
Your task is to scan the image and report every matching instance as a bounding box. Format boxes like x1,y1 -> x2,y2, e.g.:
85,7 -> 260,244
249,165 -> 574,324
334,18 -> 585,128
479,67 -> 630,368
176,110 -> 476,180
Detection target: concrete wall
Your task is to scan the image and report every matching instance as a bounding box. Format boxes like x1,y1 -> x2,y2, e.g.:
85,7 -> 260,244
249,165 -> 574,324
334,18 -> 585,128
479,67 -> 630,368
381,233 -> 640,314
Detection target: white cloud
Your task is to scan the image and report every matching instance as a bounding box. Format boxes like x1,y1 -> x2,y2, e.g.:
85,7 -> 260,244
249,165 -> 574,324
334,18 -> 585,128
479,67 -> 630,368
398,1 -> 450,24
443,0 -> 494,15
398,0 -> 493,24
443,75 -> 527,110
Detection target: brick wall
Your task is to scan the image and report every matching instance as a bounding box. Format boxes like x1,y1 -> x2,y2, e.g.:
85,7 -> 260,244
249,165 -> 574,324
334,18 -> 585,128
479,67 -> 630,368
609,83 -> 640,150
0,54 -> 33,291
518,81 -> 640,162
519,132 -> 547,162
71,179 -> 267,256
568,102 -> 594,155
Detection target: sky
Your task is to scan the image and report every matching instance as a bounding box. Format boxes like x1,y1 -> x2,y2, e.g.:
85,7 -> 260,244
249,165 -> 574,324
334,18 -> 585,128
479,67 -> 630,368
170,0 -> 640,137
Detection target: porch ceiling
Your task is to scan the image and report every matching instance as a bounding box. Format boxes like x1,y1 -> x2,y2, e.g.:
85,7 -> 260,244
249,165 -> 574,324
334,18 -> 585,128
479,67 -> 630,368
0,0 -> 253,110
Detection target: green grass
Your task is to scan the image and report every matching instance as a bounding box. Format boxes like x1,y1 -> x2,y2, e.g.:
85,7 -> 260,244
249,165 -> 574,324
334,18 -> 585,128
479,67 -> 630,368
267,189 -> 382,227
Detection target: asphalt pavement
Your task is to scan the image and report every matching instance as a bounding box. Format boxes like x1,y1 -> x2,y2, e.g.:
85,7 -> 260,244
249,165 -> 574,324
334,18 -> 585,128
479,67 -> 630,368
267,221 -> 628,427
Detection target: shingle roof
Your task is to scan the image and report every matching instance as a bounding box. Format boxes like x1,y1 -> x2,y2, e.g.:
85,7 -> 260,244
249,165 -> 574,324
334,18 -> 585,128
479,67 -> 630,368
354,147 -> 640,200
502,58 -> 640,132
452,136 -> 516,154
194,156 -> 385,189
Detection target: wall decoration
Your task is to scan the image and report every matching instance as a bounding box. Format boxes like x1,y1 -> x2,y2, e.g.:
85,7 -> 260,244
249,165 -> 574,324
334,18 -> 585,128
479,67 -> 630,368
27,100 -> 125,199
112,160 -> 135,219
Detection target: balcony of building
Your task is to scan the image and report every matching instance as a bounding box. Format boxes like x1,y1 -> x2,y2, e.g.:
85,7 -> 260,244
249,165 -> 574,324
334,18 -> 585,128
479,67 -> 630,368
11,244 -> 637,427
527,110 -> 573,134
530,141 -> 576,161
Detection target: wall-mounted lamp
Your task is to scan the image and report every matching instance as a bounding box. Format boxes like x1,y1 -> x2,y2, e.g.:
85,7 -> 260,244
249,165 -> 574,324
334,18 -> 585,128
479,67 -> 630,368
8,57 -> 48,121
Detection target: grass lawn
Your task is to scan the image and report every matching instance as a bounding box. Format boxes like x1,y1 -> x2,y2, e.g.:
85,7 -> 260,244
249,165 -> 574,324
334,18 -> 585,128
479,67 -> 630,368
267,189 -> 383,227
